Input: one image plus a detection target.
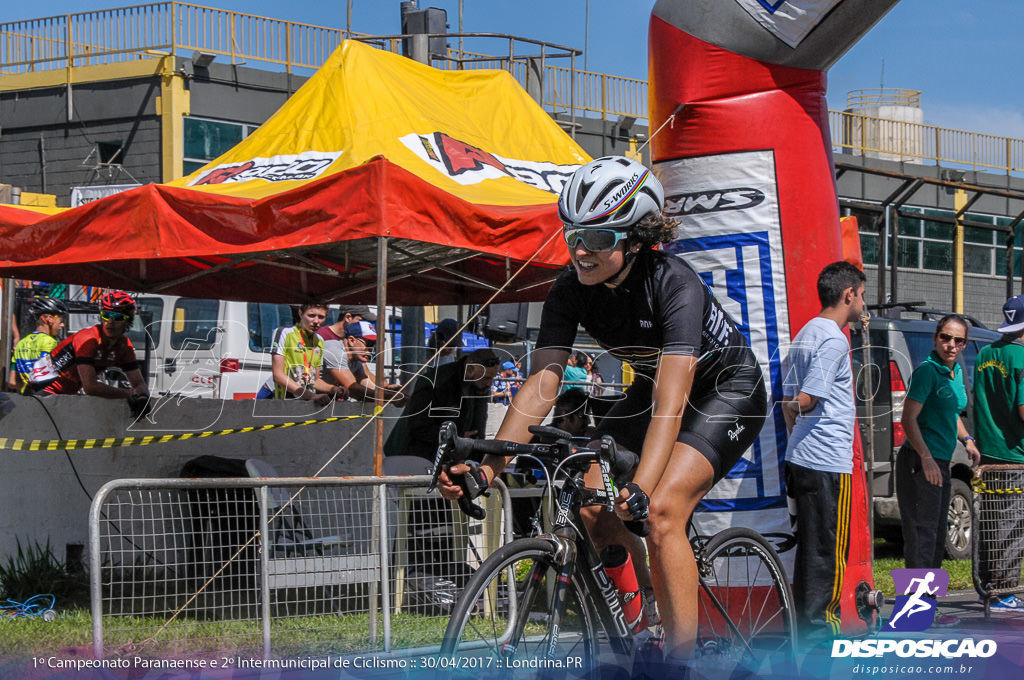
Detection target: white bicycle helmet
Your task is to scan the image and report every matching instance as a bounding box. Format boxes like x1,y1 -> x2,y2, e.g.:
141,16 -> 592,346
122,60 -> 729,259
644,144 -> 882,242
558,156 -> 665,230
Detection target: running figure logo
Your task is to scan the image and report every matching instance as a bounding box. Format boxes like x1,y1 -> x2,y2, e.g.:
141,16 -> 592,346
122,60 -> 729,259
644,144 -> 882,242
885,568 -> 950,632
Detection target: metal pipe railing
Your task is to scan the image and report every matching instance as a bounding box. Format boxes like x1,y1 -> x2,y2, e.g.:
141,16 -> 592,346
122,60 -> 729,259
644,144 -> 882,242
5,3 -> 1024,175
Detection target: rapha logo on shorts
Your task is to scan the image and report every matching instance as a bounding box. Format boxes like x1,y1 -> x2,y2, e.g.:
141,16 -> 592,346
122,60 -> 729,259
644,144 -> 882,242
885,568 -> 949,632
189,151 -> 344,185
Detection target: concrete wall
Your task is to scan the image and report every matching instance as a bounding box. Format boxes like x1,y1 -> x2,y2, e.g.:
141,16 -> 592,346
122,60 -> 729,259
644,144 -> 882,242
0,79 -> 163,199
0,61 -> 307,205
0,392 -> 399,563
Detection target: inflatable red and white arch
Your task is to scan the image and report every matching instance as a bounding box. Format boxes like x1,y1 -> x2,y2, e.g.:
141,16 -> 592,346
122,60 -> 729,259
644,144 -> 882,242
650,0 -> 898,634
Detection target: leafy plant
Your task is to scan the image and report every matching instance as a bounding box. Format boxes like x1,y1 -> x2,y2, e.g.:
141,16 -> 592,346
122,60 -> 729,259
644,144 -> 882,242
0,538 -> 88,606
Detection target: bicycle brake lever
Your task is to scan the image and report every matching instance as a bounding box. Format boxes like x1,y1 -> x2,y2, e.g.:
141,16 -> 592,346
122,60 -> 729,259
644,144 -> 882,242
457,493 -> 487,520
427,421 -> 459,493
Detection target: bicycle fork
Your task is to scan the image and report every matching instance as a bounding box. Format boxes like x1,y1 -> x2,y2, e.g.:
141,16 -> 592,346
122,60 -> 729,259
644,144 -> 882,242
498,535 -> 577,658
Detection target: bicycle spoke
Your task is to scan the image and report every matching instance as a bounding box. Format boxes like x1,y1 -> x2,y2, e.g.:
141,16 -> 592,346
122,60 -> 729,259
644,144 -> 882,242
442,539 -> 598,679
695,529 -> 797,675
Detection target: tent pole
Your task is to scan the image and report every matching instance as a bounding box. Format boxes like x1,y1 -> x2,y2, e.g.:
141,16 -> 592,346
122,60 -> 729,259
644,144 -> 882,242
0,280 -> 13,389
374,236 -> 389,476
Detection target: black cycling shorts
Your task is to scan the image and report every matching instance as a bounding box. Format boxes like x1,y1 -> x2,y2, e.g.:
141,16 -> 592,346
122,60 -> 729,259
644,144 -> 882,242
593,358 -> 767,482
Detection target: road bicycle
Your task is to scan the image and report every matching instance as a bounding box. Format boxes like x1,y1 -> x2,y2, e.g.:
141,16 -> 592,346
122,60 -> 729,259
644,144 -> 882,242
429,422 -> 797,678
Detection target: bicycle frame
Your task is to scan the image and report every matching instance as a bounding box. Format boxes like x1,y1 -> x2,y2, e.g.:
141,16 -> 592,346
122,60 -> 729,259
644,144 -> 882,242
440,426 -> 797,675
519,467 -> 636,659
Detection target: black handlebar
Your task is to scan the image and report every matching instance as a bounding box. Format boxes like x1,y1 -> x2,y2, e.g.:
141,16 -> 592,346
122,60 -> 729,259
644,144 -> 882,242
428,421 -> 642,526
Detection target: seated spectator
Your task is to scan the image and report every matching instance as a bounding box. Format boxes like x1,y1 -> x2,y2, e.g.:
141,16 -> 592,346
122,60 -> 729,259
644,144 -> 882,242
9,296 -> 66,393
428,318 -> 460,366
31,292 -> 150,412
384,347 -> 501,460
320,320 -> 406,405
255,301 -> 345,405
491,360 -> 521,405
384,347 -> 501,589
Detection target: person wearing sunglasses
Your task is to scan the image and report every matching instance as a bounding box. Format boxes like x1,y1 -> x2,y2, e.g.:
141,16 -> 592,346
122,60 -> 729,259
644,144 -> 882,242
9,295 -> 66,393
438,156 -> 767,670
898,313 -> 981,619
30,291 -> 150,414
318,319 -> 406,405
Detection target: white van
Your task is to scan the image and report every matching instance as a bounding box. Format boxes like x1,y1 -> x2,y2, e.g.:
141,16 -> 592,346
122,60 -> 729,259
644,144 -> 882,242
125,296 -> 294,400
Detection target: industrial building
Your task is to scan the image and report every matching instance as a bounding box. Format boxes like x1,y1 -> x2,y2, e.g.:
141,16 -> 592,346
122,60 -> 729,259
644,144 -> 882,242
3,2 -> 1024,328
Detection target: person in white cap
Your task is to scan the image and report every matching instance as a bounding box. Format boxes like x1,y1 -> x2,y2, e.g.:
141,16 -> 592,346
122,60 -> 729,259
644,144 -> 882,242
973,295 -> 1024,610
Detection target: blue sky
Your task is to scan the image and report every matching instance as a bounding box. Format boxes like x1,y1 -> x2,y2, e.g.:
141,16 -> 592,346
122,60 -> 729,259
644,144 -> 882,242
6,1 -> 1023,138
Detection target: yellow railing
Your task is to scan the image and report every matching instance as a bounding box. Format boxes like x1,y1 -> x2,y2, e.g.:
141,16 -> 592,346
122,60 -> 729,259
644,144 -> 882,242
0,2 -> 646,122
0,3 -> 356,73
846,88 -> 922,109
828,110 -> 1024,176
4,2 -> 1024,176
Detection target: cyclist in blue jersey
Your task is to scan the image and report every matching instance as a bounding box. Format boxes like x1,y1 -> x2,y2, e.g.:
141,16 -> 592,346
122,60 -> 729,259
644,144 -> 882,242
439,156 -> 767,669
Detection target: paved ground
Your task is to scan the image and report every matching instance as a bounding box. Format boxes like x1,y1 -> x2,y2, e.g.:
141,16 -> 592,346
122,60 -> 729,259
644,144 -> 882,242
795,589 -> 1024,680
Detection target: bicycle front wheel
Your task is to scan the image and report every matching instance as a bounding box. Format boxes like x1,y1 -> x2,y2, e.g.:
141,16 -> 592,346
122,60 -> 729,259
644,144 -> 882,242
696,527 -> 797,674
441,537 -> 599,677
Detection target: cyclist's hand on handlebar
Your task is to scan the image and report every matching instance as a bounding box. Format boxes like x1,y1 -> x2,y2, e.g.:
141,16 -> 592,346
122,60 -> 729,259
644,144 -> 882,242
615,482 -> 650,522
437,462 -> 491,501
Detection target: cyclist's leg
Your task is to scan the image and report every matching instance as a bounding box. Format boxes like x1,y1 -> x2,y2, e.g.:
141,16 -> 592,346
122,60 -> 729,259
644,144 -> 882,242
652,364 -> 768,661
585,379 -> 655,590
647,443 -> 715,659
581,466 -> 652,591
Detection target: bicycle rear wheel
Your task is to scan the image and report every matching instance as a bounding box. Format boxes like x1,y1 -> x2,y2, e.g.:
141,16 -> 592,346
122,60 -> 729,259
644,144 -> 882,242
441,537 -> 599,677
695,527 -> 797,675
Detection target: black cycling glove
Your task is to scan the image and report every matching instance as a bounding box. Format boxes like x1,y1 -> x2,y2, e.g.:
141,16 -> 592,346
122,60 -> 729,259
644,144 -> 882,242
455,461 -> 489,502
622,482 -> 650,521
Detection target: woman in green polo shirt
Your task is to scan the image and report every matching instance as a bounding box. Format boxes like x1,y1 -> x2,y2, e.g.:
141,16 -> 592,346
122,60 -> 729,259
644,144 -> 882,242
898,314 -> 982,575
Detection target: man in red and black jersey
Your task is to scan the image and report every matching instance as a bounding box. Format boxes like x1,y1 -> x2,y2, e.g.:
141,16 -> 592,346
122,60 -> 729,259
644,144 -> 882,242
31,291 -> 149,409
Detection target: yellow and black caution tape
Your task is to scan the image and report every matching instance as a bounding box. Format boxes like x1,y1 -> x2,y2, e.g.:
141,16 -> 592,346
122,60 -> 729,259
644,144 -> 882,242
0,409 -> 381,452
971,478 -> 1024,495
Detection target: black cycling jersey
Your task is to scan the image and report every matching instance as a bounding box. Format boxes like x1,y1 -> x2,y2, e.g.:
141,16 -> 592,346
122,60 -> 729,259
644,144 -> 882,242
535,249 -> 753,387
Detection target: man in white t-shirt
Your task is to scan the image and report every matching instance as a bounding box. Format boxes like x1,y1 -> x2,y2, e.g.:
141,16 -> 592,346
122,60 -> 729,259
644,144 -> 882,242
782,260 -> 866,639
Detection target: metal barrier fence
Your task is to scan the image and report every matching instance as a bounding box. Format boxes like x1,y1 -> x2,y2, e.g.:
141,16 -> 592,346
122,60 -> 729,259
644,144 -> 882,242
89,474 -> 517,660
971,464 -> 1024,616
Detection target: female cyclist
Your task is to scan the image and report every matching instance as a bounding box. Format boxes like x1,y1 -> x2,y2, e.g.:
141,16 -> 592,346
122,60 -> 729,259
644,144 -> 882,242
439,156 -> 767,668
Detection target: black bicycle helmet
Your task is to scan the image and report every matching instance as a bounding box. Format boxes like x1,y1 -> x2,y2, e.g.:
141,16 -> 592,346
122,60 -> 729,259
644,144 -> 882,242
29,296 -> 67,318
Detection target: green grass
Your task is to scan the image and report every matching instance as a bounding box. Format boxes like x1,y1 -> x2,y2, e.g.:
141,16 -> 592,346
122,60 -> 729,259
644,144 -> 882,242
0,608 -> 451,660
872,558 -> 974,596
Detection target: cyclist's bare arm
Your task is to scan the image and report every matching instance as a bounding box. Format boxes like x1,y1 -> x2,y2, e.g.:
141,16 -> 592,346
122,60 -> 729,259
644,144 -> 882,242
438,347 -> 568,500
626,353 -> 697,498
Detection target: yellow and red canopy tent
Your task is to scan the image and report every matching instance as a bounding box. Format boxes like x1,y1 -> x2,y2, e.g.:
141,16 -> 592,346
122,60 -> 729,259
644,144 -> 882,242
0,40 -> 588,304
